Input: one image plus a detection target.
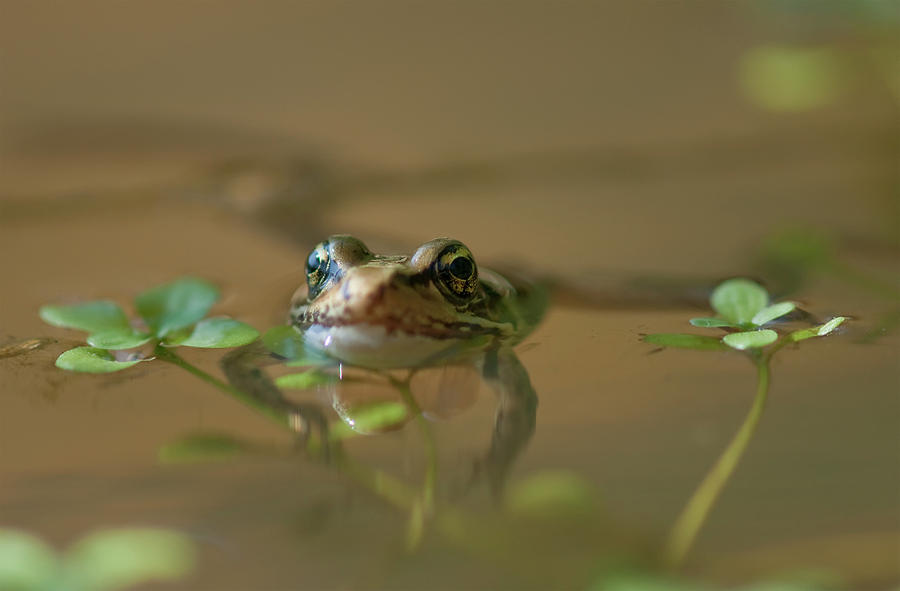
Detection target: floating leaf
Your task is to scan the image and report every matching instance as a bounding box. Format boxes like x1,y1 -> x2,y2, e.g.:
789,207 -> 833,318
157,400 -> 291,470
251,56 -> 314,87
87,329 -> 152,350
62,529 -> 194,591
55,347 -> 144,373
167,317 -> 259,348
751,301 -> 797,327
40,301 -> 129,334
158,432 -> 258,464
790,317 -> 848,342
689,317 -> 736,328
331,401 -> 409,438
642,333 -> 729,351
0,529 -> 58,591
135,278 -> 219,337
505,471 -> 600,519
817,316 -> 847,335
711,279 -> 769,325
722,329 -> 778,350
275,369 -> 339,390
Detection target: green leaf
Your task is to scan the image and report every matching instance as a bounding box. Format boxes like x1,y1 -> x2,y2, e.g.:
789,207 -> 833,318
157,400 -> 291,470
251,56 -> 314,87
55,347 -> 145,373
790,316 -> 848,342
723,329 -> 779,350
689,317 -> 736,328
739,45 -> 844,112
62,529 -> 194,591
39,301 -> 129,334
751,301 -> 797,327
275,369 -> 339,390
86,329 -> 152,350
166,317 -> 259,348
135,277 -> 219,338
158,432 -> 258,464
592,572 -> 704,591
642,333 -> 729,351
505,471 -> 600,519
331,401 -> 409,438
263,326 -> 334,365
0,529 -> 58,591
816,316 -> 847,336
711,279 -> 770,325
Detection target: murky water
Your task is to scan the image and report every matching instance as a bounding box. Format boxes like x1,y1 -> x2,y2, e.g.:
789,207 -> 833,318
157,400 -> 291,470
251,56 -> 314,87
1,3 -> 898,590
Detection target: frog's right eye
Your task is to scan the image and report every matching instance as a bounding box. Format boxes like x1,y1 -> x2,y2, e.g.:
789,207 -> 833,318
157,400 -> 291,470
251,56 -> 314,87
305,242 -> 331,299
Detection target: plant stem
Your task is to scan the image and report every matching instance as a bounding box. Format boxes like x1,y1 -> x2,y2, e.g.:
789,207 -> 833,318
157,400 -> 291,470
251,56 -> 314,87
153,345 -> 291,430
662,353 -> 771,570
388,374 -> 439,550
390,375 -> 438,514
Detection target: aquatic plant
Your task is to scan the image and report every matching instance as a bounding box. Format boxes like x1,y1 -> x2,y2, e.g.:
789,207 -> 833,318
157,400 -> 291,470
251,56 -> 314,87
643,278 -> 847,570
40,278 -> 259,373
0,527 -> 194,591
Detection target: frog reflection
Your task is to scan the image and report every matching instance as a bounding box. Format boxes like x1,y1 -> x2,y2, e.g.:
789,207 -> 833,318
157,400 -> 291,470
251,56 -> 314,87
222,235 -> 547,494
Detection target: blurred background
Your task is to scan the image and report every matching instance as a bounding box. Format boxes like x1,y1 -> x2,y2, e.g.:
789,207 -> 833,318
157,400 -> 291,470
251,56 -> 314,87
0,1 -> 897,590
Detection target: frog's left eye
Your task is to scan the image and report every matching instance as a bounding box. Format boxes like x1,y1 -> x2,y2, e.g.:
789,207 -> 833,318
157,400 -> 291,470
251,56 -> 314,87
434,244 -> 478,303
305,242 -> 331,299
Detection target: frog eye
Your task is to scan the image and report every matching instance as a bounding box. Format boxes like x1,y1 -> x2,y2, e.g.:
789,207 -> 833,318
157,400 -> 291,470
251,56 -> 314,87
305,242 -> 331,299
434,244 -> 478,303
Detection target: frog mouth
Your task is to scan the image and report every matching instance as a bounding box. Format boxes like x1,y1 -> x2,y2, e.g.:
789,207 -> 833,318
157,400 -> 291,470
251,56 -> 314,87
295,313 -> 504,340
298,321 -> 496,369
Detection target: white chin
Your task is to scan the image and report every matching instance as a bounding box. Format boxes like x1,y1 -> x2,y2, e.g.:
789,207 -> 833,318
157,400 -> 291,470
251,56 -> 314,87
302,324 -> 472,369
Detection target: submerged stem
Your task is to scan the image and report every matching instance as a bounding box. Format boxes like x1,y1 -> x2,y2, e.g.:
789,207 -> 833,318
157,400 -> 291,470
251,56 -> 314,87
391,375 -> 438,513
153,345 -> 291,430
663,354 -> 771,570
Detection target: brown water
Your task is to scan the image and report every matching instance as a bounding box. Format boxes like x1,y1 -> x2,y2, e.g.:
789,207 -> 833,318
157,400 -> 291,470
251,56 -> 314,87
1,3 -> 898,590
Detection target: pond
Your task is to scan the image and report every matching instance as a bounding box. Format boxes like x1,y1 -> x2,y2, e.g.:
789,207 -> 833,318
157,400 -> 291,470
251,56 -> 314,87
0,3 -> 898,590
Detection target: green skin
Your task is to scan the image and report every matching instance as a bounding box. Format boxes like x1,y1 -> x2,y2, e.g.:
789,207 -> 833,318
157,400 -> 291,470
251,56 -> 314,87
222,235 -> 548,495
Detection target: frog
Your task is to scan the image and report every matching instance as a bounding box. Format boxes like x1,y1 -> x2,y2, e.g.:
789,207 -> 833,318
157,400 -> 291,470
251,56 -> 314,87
222,235 -> 547,494
289,235 -> 546,368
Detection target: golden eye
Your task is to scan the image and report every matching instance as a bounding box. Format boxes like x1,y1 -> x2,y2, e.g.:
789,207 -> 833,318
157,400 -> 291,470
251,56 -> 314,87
434,244 -> 478,303
305,242 -> 331,299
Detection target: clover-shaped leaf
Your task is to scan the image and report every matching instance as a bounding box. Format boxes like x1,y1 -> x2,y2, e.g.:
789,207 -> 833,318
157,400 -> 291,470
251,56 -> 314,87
42,277 -> 259,373
722,329 -> 779,350
40,301 -> 131,334
87,329 -> 153,350
642,334 -> 729,351
166,317 -> 259,348
710,279 -> 770,326
135,277 -> 219,338
750,301 -> 796,326
62,528 -> 194,591
0,527 -> 195,591
646,278 -> 847,354
789,316 -> 847,342
55,347 -> 147,373
0,529 -> 57,591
